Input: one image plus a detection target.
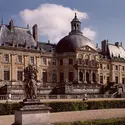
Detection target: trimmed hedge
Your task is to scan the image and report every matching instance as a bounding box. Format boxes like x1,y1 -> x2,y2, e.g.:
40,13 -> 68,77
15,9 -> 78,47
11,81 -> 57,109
55,118 -> 125,125
0,100 -> 125,115
0,101 -> 20,115
47,100 -> 125,112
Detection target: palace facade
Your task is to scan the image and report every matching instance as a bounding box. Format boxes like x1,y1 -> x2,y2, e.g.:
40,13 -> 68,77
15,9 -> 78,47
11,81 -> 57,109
0,14 -> 125,96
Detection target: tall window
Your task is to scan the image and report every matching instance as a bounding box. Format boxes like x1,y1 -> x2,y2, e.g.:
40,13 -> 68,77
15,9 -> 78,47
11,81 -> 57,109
116,65 -> 118,70
17,71 -> 23,81
78,58 -> 82,65
100,76 -> 103,83
68,72 -> 73,82
4,70 -> 10,80
115,76 -> 118,84
18,55 -> 22,63
107,76 -> 110,83
60,59 -> 63,65
69,59 -> 73,65
60,72 -> 64,82
42,72 -> 47,82
122,66 -> 124,71
100,64 -> 102,69
91,60 -> 95,66
43,58 -> 47,65
30,56 -> 34,64
52,59 -> 56,65
52,72 -> 57,82
107,65 -> 110,70
122,78 -> 125,84
4,54 -> 9,62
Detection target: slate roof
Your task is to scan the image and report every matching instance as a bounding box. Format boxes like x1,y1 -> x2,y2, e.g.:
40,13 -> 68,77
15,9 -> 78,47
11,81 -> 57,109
0,24 -> 37,48
56,33 -> 96,53
108,44 -> 125,59
38,42 -> 56,52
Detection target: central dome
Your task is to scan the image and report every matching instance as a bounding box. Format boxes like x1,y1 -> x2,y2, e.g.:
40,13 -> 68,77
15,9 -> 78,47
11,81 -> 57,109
56,13 -> 95,53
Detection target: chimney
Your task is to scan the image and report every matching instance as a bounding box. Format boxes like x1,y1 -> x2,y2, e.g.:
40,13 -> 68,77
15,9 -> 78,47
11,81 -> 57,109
101,40 -> 108,55
32,24 -> 38,42
9,20 -> 14,32
115,42 -> 119,47
120,42 -> 122,46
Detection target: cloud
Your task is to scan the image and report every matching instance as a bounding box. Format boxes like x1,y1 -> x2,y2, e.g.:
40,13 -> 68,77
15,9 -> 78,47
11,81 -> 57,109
19,4 -> 96,43
82,27 -> 97,41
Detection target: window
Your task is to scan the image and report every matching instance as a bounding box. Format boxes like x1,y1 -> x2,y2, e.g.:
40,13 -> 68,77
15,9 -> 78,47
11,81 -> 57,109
60,59 -> 63,65
85,59 -> 89,65
42,72 -> 47,82
122,78 -> 125,84
43,58 -> 47,65
30,57 -> 34,64
52,59 -> 56,65
52,72 -> 57,82
100,64 -> 102,69
4,70 -> 10,80
116,65 -> 118,70
107,76 -> 110,83
17,71 -> 23,81
4,54 -> 9,62
100,76 -> 103,83
68,72 -> 73,82
107,65 -> 110,70
123,66 -> 124,71
69,59 -> 73,65
115,76 -> 118,84
60,72 -> 64,82
78,58 -> 82,65
18,55 -> 22,63
91,60 -> 95,66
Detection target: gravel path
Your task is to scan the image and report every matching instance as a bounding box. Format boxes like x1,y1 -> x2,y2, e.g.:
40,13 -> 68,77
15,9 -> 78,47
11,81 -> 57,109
0,108 -> 125,125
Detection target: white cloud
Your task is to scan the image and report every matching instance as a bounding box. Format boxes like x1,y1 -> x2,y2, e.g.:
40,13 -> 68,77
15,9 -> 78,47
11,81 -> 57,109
82,27 -> 97,41
19,4 -> 96,43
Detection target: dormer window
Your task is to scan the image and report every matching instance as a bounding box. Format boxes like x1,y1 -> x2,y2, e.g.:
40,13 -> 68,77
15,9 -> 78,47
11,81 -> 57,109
30,56 -> 34,64
4,54 -> 9,63
18,55 -> 22,63
60,59 -> 63,65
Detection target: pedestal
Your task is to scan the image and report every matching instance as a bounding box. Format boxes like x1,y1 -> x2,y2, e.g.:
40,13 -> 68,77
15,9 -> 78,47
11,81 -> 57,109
13,99 -> 51,125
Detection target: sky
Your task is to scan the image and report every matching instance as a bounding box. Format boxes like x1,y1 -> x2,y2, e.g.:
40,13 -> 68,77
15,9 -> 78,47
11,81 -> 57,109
0,0 -> 125,47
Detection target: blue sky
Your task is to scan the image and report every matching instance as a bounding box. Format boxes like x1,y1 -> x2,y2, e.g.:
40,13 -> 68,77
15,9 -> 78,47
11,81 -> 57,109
0,0 -> 125,46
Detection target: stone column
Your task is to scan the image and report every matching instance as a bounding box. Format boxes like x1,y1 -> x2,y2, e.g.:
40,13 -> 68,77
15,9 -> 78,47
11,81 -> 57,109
91,71 -> 93,84
74,69 -> 78,82
11,54 -> 16,81
84,69 -> 87,84
77,69 -> 79,82
83,69 -> 85,82
111,64 -> 115,82
119,65 -> 122,84
36,56 -> 41,81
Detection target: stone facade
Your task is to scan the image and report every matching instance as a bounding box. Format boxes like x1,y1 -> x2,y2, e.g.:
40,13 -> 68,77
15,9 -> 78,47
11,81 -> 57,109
0,14 -> 125,96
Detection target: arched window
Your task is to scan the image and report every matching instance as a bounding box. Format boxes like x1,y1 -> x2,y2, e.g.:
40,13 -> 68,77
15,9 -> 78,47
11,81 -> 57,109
79,71 -> 83,81
92,72 -> 96,82
85,55 -> 89,65
86,72 -> 89,83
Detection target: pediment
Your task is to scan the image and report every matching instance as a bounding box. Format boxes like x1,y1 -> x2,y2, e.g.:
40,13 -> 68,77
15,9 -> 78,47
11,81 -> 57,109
76,45 -> 97,53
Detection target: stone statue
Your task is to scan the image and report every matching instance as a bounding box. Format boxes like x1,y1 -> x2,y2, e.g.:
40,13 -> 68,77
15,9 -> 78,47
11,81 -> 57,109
23,65 -> 38,100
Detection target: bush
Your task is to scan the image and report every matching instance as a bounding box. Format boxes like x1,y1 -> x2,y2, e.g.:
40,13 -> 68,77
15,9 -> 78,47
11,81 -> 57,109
0,100 -> 125,115
55,118 -> 125,125
0,102 -> 20,115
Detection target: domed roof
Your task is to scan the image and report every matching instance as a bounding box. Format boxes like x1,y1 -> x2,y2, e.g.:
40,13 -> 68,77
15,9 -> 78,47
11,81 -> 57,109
56,13 -> 95,53
56,34 -> 95,53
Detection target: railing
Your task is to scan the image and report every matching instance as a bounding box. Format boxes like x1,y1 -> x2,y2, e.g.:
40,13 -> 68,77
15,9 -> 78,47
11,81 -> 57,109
0,94 -> 109,100
0,95 -> 7,100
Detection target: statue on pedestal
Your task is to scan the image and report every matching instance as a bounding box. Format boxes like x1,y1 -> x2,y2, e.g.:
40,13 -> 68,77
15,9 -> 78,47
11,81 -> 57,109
23,65 -> 38,100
